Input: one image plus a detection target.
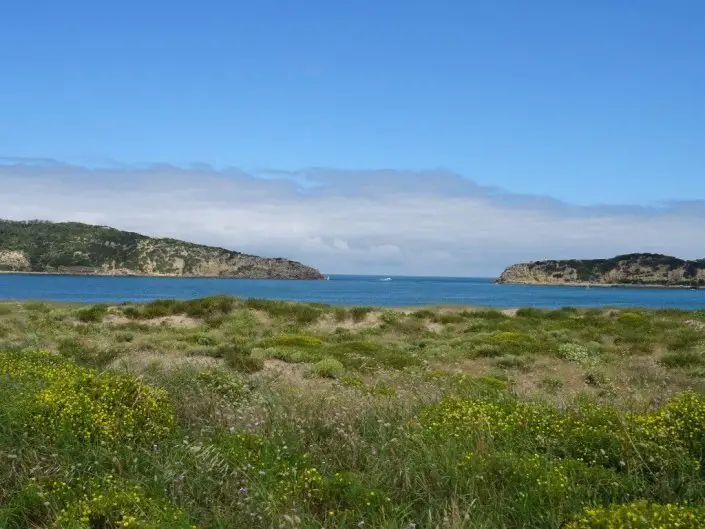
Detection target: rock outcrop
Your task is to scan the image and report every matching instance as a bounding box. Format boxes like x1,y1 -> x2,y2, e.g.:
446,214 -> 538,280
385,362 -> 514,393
0,219 -> 324,279
497,253 -> 705,288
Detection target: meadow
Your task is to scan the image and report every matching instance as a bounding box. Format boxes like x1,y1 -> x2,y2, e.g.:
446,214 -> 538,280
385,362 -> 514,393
1,296 -> 705,528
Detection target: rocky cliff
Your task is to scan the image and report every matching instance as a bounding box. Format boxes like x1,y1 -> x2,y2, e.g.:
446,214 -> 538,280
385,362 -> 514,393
0,220 -> 324,279
497,253 -> 705,288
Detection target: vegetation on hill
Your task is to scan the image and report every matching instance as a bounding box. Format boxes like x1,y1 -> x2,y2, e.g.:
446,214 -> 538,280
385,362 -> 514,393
498,253 -> 705,287
1,297 -> 705,527
0,219 -> 324,279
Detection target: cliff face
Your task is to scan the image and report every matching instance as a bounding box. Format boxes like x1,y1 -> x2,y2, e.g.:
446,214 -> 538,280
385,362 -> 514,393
0,220 -> 324,279
497,253 -> 705,287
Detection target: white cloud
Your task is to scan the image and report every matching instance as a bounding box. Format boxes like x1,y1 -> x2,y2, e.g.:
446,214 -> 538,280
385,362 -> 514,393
0,158 -> 703,276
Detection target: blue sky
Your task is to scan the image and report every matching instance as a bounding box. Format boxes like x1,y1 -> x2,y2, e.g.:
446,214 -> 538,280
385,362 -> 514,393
0,2 -> 704,275
1,1 -> 703,205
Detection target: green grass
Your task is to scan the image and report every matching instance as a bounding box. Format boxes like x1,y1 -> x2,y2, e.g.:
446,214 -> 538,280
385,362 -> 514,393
1,296 -> 705,528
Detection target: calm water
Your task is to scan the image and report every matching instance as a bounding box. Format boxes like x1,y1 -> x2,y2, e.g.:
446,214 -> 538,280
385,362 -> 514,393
0,274 -> 703,309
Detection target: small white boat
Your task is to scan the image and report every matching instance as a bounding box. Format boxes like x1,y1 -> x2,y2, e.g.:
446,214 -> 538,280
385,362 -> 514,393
380,277 -> 392,281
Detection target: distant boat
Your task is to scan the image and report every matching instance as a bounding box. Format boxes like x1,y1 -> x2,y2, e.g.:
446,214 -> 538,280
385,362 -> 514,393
380,277 -> 392,282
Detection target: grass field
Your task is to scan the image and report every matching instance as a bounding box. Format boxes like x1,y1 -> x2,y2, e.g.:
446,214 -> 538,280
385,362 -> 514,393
1,297 -> 705,528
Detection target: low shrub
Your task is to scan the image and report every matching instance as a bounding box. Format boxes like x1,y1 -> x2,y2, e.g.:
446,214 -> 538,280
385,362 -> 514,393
140,298 -> 182,319
195,369 -> 248,401
493,354 -> 533,371
269,334 -> 323,347
472,331 -> 544,356
321,471 -> 391,519
635,390 -> 705,460
245,298 -> 322,324
44,476 -> 195,529
75,304 -> 108,323
660,350 -> 705,369
438,313 -> 466,324
349,306 -> 374,323
190,333 -> 219,347
412,309 -> 437,320
268,347 -> 319,364
340,375 -> 366,388
114,331 -> 135,343
516,307 -> 545,318
618,312 -> 648,326
565,501 -> 705,528
464,451 -> 634,527
23,302 -> 51,313
0,350 -> 175,445
309,358 -> 345,379
223,342 -> 265,373
122,296 -> 238,320
419,391 -> 704,476
182,295 -> 237,318
57,338 -> 123,368
333,307 -> 348,322
465,309 -> 507,319
540,375 -> 564,393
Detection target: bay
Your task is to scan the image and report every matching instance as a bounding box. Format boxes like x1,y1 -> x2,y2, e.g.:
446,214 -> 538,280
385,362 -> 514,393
0,274 -> 703,309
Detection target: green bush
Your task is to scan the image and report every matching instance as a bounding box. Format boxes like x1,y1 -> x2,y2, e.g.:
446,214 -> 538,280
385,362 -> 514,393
618,312 -> 647,326
636,390 -> 705,460
44,476 -> 195,529
191,333 -> 218,346
121,296 -> 237,320
0,350 -> 175,445
114,331 -> 135,343
75,304 -> 108,323
23,302 -> 51,313
465,451 -> 634,527
269,334 -> 323,347
183,295 -> 237,317
333,307 -> 348,322
493,354 -> 533,371
438,313 -> 466,324
412,309 -> 437,320
565,501 -> 705,528
57,338 -> 122,368
195,369 -> 247,400
465,309 -> 507,319
472,331 -> 543,356
321,471 -> 391,519
140,299 -> 183,318
244,298 -> 322,324
516,307 -> 545,318
660,350 -> 705,369
309,358 -> 345,378
350,306 -> 374,323
419,392 -> 703,476
223,342 -> 265,373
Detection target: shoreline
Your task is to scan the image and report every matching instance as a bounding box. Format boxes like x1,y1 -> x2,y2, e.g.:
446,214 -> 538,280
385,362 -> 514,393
495,280 -> 701,290
0,271 -> 324,280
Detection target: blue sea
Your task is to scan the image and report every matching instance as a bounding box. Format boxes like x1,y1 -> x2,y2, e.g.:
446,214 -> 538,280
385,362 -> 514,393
0,274 -> 703,310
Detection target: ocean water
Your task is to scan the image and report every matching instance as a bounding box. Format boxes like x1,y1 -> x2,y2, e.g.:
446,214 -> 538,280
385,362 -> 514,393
0,274 -> 703,309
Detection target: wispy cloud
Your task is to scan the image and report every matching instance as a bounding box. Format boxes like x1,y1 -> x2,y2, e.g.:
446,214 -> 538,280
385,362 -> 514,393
0,158 -> 703,276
